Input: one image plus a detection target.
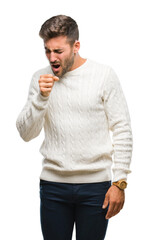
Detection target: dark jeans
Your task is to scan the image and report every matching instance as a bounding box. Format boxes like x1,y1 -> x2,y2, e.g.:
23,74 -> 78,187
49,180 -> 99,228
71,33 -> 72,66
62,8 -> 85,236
39,179 -> 111,240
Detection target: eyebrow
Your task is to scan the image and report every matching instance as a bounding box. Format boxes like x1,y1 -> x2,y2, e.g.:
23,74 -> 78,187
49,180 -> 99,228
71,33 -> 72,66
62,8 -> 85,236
44,47 -> 64,52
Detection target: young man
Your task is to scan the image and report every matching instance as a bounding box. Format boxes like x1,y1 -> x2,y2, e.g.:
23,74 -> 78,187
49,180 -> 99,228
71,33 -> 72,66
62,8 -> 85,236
16,15 -> 133,240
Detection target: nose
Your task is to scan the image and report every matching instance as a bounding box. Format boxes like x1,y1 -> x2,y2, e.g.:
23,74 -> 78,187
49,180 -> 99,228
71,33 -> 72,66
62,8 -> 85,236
49,52 -> 57,63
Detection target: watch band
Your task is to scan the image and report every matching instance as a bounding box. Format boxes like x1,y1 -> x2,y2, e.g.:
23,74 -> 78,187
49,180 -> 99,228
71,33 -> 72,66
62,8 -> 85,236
112,179 -> 127,190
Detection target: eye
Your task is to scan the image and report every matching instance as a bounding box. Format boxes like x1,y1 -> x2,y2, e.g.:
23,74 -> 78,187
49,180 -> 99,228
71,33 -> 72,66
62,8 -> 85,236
56,51 -> 63,54
45,49 -> 51,54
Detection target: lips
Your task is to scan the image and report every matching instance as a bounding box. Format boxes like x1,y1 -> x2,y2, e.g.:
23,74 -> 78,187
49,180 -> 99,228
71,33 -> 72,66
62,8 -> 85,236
51,63 -> 61,72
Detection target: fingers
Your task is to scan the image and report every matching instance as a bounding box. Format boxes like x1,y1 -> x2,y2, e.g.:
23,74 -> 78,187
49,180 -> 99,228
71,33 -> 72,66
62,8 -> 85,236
39,74 -> 59,97
102,194 -> 109,209
105,201 -> 115,219
53,76 -> 59,81
39,82 -> 54,88
103,185 -> 125,220
105,200 -> 124,219
39,75 -> 58,83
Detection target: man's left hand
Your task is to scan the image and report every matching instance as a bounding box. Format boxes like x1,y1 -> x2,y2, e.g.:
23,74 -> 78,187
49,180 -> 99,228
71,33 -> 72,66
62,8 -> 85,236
102,185 -> 125,219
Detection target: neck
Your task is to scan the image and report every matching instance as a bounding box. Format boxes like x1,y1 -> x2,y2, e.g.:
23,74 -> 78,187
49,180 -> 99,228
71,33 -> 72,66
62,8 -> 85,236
70,53 -> 86,71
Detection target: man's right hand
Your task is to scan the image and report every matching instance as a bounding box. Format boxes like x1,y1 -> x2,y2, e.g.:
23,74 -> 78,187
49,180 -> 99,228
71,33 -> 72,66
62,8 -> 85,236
39,74 -> 59,97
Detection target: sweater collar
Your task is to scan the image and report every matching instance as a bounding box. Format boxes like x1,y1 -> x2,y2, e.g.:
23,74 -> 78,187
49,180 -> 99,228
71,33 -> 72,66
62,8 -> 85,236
61,58 -> 89,78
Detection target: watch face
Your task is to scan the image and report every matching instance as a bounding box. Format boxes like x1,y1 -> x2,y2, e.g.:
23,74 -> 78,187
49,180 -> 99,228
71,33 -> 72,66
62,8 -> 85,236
120,181 -> 127,189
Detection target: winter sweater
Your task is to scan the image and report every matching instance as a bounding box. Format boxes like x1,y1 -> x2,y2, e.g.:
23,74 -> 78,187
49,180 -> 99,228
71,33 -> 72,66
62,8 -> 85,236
16,58 -> 133,183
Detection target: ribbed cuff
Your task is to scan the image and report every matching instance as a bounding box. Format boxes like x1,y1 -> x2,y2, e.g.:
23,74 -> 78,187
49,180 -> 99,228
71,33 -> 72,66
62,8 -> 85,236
32,93 -> 49,110
112,168 -> 131,182
37,93 -> 50,101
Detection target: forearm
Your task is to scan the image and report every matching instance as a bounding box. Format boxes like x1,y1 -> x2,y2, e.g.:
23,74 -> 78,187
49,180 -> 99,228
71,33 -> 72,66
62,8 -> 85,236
16,93 -> 49,142
111,118 -> 133,181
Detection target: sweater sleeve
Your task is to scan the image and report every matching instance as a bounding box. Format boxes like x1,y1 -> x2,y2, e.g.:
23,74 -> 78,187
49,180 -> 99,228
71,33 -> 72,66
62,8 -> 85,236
16,72 -> 49,142
102,67 -> 133,182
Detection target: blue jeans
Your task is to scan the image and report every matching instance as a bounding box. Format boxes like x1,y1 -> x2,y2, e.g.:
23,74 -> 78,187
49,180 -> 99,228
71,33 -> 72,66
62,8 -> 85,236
39,179 -> 111,240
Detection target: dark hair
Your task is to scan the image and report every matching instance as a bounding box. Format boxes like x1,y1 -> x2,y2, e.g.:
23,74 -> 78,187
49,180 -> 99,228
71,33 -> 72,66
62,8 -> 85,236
39,15 -> 79,46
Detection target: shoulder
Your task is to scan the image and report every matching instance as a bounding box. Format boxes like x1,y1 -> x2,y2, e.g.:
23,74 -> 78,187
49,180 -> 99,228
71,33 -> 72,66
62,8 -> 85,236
87,58 -> 112,75
87,59 -> 120,89
86,59 -> 118,84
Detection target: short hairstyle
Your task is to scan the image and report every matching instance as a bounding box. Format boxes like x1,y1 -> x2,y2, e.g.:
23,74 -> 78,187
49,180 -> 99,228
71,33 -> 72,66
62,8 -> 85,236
39,15 -> 79,46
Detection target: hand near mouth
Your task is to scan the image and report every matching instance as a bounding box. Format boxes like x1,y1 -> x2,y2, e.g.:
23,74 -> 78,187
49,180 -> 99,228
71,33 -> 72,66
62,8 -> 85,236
39,74 -> 59,97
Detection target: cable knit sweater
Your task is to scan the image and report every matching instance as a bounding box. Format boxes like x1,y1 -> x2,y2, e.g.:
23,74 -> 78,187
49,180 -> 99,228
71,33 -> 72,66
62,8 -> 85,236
16,58 -> 133,183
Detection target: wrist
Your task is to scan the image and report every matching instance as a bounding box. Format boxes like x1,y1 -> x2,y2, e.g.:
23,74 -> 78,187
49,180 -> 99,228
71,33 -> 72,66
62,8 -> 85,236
112,179 -> 127,190
39,92 -> 50,101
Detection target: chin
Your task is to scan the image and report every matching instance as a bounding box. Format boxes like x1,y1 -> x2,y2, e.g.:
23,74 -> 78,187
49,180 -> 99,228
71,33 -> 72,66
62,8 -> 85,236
52,70 -> 60,77
55,72 -> 62,78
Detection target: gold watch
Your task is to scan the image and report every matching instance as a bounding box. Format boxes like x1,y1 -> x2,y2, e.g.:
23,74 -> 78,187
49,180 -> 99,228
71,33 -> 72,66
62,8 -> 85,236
112,179 -> 127,190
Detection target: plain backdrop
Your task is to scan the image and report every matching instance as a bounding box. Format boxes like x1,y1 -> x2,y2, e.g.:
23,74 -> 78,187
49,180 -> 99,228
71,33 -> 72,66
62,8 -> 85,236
0,0 -> 148,239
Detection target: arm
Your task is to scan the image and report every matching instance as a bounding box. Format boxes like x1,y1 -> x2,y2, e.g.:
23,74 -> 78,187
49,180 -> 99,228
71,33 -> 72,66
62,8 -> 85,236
103,67 -> 133,181
102,67 -> 133,218
16,72 -> 50,142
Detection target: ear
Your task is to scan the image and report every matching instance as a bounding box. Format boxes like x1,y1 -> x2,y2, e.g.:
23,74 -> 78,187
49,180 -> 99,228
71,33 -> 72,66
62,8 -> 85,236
73,40 -> 80,54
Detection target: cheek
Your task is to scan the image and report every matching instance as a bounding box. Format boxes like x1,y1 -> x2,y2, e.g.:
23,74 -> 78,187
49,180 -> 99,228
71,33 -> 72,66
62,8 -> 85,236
61,52 -> 71,62
46,53 -> 50,59
58,54 -> 66,63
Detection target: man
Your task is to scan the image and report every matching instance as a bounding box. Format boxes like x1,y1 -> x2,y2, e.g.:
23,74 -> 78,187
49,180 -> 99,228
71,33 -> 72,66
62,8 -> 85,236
16,15 -> 133,240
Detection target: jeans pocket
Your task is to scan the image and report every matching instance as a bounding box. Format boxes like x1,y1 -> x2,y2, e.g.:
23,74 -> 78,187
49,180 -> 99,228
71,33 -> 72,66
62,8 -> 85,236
39,180 -> 49,198
102,181 -> 111,189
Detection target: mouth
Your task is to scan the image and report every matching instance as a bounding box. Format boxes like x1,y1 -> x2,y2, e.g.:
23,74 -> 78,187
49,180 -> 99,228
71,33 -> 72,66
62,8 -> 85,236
51,63 -> 61,72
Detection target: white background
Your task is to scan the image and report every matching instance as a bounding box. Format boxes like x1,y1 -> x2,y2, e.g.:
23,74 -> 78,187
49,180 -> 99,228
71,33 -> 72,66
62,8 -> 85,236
0,0 -> 148,239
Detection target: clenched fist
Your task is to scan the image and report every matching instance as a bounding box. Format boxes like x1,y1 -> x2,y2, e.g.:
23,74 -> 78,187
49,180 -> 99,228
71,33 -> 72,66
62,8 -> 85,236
39,74 -> 59,97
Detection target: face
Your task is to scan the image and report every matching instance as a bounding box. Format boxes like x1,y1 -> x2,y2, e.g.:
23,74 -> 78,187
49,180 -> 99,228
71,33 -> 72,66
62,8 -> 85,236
44,36 -> 78,78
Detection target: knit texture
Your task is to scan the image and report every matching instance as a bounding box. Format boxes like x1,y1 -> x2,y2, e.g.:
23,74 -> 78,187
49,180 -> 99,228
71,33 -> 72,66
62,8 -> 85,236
16,59 -> 133,183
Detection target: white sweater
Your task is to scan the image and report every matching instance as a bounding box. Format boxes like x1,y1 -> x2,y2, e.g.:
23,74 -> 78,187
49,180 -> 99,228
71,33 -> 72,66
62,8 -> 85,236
16,59 -> 133,183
